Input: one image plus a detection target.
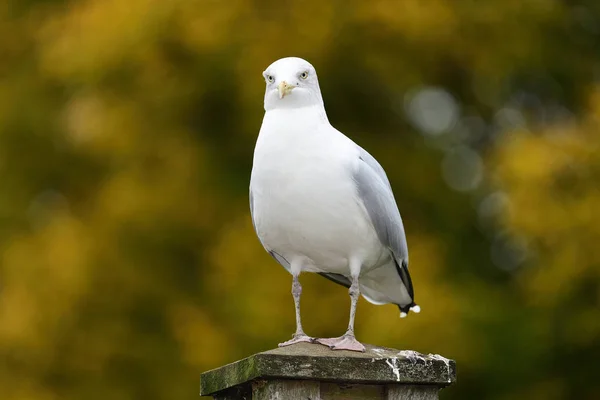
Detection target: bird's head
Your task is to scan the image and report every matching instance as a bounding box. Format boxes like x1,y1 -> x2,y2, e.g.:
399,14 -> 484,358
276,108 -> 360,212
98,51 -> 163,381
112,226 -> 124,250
262,57 -> 324,111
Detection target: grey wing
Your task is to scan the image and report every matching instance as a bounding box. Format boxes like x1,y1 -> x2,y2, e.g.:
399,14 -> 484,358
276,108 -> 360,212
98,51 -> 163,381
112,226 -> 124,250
357,145 -> 393,190
354,146 -> 414,302
318,273 -> 352,288
249,187 -> 291,272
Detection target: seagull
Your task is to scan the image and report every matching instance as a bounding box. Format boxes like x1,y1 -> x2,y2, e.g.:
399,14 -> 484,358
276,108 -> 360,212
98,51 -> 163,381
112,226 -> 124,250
249,57 -> 419,352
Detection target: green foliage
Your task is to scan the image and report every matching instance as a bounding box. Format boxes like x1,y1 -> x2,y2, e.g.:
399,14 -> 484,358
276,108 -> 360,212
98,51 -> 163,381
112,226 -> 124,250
0,1 -> 599,399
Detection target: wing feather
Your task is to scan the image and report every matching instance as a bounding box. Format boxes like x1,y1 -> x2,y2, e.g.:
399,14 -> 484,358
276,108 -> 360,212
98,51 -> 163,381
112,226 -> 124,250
353,146 -> 414,302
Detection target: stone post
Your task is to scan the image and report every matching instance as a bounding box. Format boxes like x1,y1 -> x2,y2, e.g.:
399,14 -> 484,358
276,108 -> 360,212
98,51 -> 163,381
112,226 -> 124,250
200,343 -> 456,399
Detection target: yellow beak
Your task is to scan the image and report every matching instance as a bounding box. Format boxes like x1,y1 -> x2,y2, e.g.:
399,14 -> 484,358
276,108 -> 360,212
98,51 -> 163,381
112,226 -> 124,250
278,81 -> 294,99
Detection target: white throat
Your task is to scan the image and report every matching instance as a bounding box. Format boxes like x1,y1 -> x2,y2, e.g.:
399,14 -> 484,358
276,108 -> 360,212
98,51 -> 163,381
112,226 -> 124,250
264,103 -> 329,124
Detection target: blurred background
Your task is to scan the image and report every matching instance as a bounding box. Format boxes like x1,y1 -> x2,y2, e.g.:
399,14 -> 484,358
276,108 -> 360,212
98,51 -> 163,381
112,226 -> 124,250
1,0 -> 599,399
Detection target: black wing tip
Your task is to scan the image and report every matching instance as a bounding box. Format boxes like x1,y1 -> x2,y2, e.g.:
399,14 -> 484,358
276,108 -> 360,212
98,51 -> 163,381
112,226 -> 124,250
394,258 -> 415,301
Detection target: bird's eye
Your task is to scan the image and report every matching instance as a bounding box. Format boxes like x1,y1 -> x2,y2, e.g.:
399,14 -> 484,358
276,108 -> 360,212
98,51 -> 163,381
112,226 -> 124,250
300,71 -> 309,80
266,75 -> 275,83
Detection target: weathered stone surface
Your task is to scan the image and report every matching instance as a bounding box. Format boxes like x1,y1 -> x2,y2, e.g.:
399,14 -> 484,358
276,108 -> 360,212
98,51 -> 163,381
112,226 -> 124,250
213,385 -> 251,400
387,385 -> 439,400
252,379 -> 320,400
321,382 -> 385,399
200,343 -> 455,397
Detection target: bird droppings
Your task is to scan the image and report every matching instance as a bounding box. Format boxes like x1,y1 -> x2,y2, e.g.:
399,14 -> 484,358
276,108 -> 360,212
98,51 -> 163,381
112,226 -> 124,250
385,358 -> 400,381
428,353 -> 452,383
397,350 -> 425,364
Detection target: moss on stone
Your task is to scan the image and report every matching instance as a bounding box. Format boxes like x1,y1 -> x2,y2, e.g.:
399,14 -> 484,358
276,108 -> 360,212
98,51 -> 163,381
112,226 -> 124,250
200,343 -> 456,396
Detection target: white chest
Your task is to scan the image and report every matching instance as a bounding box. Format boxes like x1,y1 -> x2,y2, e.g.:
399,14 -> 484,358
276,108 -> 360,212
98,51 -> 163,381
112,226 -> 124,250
250,108 -> 383,272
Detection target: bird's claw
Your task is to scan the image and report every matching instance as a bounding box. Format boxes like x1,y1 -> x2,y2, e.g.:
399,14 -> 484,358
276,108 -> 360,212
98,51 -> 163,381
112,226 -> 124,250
314,334 -> 366,352
278,333 -> 314,347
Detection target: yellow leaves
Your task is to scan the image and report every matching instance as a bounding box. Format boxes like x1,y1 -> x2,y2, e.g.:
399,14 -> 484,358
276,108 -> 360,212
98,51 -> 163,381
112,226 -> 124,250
0,381 -> 59,400
587,87 -> 600,121
0,278 -> 38,345
496,131 -> 562,184
38,0 -> 178,80
63,94 -> 144,154
207,214 -> 294,340
90,133 -> 217,233
2,0 -> 600,398
503,379 -> 566,400
355,0 -> 458,44
563,307 -> 600,346
0,214 -> 89,349
177,0 -> 248,51
170,303 -> 232,368
519,241 -> 587,307
489,89 -> 600,313
492,125 -> 600,239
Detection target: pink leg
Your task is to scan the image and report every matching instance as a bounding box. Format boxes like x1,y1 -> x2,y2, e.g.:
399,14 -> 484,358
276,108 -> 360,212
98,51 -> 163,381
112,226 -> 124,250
279,275 -> 313,347
315,275 -> 365,352
315,334 -> 365,352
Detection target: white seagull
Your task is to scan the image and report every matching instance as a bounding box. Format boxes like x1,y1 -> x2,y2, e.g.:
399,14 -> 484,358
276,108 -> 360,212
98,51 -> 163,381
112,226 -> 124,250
249,57 -> 420,352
